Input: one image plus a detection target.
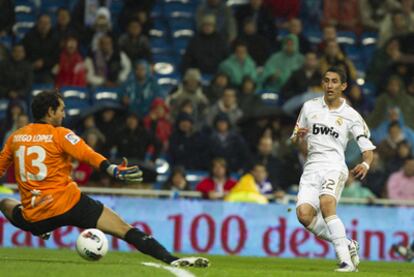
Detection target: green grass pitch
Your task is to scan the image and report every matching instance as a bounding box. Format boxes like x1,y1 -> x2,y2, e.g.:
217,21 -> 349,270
0,248 -> 413,276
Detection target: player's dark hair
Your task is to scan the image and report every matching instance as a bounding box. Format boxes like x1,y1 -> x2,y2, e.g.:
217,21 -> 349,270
31,91 -> 63,121
325,66 -> 347,84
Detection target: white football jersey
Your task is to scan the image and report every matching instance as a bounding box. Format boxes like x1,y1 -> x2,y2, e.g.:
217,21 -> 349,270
292,97 -> 376,171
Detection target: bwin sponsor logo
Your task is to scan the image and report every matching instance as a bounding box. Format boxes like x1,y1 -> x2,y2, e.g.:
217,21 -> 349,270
312,124 -> 339,138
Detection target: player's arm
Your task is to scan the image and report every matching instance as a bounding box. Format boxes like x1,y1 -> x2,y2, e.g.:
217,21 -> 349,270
57,129 -> 142,183
290,105 -> 309,145
0,135 -> 14,177
350,115 -> 376,180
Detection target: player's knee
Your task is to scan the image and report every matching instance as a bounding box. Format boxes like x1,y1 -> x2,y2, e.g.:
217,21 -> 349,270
0,198 -> 16,216
296,207 -> 314,227
319,195 -> 336,217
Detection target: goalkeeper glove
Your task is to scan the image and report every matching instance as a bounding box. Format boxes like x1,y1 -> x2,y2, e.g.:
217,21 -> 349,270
107,157 -> 143,183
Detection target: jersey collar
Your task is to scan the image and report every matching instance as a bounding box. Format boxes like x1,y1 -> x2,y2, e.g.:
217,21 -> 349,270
321,96 -> 346,112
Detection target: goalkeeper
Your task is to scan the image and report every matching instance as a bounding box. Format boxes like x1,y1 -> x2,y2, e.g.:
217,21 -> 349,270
0,91 -> 209,268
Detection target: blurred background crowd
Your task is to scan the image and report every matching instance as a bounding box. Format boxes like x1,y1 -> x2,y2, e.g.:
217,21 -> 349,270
0,0 -> 414,203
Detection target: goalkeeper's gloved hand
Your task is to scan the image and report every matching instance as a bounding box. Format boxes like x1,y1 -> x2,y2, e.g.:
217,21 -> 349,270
106,157 -> 143,183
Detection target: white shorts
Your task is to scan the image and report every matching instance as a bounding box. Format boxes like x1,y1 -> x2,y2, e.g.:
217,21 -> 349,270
296,168 -> 348,210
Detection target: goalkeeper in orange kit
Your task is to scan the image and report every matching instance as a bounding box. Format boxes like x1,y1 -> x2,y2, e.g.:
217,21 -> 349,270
0,91 -> 209,268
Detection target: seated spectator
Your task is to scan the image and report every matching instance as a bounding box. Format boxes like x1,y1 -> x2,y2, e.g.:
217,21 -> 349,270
359,0 -> 401,32
168,68 -> 209,119
143,98 -> 172,151
387,156 -> 414,200
122,60 -> 162,117
235,0 -> 276,44
0,0 -> 14,36
182,14 -> 229,75
317,25 -> 337,54
55,36 -> 86,88
236,18 -> 271,66
225,169 -> 268,204
287,18 -> 311,54
85,34 -> 131,87
117,0 -> 154,35
346,83 -> 374,117
2,113 -> 29,146
115,113 -> 161,162
366,37 -> 399,86
368,75 -> 414,129
251,136 -> 286,192
173,99 -> 205,131
281,51 -> 322,101
72,130 -> 105,186
55,8 -> 77,45
319,40 -> 357,82
371,107 -> 414,148
218,41 -> 258,87
206,113 -> 251,172
0,44 -> 33,100
195,158 -> 237,200
249,162 -> 274,195
96,108 -> 122,157
264,0 -> 300,27
204,72 -> 230,103
363,152 -> 388,197
168,113 -> 207,170
342,174 -> 376,200
84,7 -> 114,51
72,0 -> 111,29
22,14 -> 59,83
206,87 -> 243,127
261,34 -> 304,92
377,121 -> 407,161
238,76 -> 263,118
387,140 -> 413,175
162,167 -> 191,197
379,11 -> 412,46
322,0 -> 362,34
0,100 -> 26,145
118,19 -> 151,64
196,0 -> 237,43
81,116 -> 106,154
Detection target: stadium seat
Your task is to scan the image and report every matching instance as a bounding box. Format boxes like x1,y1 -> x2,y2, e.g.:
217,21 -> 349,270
60,86 -> 89,101
156,75 -> 180,95
150,37 -> 172,55
172,37 -> 191,56
0,36 -> 13,49
13,22 -> 35,41
361,31 -> 378,46
30,83 -> 55,99
164,2 -> 195,19
303,29 -> 322,44
337,31 -> 357,45
149,20 -> 169,38
92,87 -> 122,107
39,0 -> 69,14
153,54 -> 180,76
168,18 -> 195,32
151,3 -> 164,19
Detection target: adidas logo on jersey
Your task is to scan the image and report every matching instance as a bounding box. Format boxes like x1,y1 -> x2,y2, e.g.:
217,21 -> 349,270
312,124 -> 339,138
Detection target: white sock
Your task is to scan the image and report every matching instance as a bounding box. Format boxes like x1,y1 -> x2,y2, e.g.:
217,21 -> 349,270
306,212 -> 333,242
325,215 -> 352,265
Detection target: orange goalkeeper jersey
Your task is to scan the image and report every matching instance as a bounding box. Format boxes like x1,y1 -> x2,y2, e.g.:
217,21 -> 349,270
0,123 -> 106,222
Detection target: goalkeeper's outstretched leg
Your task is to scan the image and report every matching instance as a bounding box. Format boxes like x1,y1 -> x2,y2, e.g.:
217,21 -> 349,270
97,205 -> 210,268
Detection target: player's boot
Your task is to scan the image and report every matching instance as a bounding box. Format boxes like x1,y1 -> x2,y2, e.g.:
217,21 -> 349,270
39,232 -> 51,240
170,257 -> 210,268
392,244 -> 414,261
348,240 -> 360,267
334,262 -> 358,272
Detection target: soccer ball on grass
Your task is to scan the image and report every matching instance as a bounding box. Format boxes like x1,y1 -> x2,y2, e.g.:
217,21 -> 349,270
76,228 -> 108,261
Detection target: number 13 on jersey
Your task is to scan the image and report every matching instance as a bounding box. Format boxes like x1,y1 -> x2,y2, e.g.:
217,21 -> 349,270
15,145 -> 48,182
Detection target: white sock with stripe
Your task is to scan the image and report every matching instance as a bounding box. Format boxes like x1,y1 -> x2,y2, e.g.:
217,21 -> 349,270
306,212 -> 333,242
325,215 -> 352,265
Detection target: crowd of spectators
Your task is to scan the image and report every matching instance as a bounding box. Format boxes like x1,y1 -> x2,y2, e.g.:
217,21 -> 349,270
1,0 -> 414,203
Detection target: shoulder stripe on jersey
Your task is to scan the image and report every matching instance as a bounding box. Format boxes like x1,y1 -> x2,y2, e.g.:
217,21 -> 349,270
356,134 -> 367,140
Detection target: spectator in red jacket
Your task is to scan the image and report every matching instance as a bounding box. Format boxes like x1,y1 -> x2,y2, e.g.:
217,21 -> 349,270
55,36 -> 86,88
143,98 -> 172,151
196,158 -> 237,200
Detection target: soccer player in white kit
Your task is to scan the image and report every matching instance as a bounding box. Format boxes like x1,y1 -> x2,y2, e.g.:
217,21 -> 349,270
291,66 -> 376,272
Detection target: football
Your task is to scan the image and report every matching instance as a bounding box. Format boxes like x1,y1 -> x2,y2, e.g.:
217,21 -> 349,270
76,228 -> 108,261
